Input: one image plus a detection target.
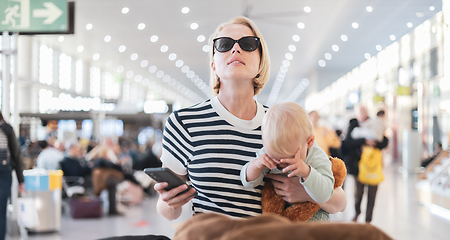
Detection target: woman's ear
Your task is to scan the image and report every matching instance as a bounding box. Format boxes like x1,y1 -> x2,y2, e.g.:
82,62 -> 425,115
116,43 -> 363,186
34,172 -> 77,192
307,136 -> 315,148
211,61 -> 216,71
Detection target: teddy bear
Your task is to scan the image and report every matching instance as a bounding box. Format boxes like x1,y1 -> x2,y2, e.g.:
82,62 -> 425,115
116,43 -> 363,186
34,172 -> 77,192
261,156 -> 347,221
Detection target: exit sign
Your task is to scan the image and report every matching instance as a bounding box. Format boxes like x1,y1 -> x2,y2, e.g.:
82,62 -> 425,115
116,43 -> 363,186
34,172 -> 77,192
0,0 -> 67,33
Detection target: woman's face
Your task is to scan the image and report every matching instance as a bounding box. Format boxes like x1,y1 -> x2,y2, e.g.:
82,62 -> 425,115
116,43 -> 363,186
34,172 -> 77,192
212,24 -> 261,89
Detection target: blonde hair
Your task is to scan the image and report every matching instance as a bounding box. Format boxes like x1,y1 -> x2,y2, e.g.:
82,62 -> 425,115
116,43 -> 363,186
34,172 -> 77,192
262,102 -> 313,156
209,16 -> 270,96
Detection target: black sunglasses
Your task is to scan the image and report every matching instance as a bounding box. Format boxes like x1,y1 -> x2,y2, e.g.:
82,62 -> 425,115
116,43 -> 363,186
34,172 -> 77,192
213,36 -> 261,53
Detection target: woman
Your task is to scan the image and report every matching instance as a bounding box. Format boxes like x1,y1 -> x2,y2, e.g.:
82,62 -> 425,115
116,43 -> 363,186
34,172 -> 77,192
155,16 -> 346,220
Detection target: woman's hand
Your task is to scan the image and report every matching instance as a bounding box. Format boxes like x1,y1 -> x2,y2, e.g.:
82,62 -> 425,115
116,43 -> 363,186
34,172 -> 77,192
154,182 -> 197,210
265,173 -> 313,203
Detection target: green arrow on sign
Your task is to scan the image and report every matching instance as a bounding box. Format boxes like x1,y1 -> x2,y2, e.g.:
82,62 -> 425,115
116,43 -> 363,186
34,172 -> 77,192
33,2 -> 63,24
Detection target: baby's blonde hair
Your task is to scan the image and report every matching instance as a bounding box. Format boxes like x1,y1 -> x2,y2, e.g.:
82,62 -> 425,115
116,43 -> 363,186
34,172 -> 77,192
262,102 -> 313,156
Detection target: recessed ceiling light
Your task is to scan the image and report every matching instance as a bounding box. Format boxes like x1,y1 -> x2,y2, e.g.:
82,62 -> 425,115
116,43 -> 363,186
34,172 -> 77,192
364,53 -> 371,59
131,53 -> 138,61
161,45 -> 169,52
150,35 -> 158,42
304,6 -> 311,13
302,78 -> 310,86
288,45 -> 296,52
297,22 -> 305,29
416,12 -> 424,18
104,35 -> 111,42
122,7 -> 129,14
376,45 -> 382,51
169,53 -> 177,61
197,35 -> 205,42
280,66 -> 288,73
119,45 -> 126,52
176,60 -> 184,67
332,45 -> 339,52
285,53 -> 293,60
292,35 -> 300,42
149,66 -> 157,73
181,7 -> 190,14
181,66 -> 190,73
58,36 -> 64,42
318,60 -> 326,67
163,75 -> 171,82
352,22 -> 359,29
366,6 -> 373,12
135,75 -> 142,82
156,70 -> 164,78
86,23 -> 93,30
407,22 -> 413,28
117,66 -> 124,73
202,45 -> 210,52
187,71 -> 195,78
126,71 -> 134,78
93,53 -> 99,60
77,46 -> 84,52
390,35 -> 396,41
138,23 -> 145,30
341,35 -> 348,41
190,23 -> 198,30
429,6 -> 435,11
282,60 -> 290,67
325,53 -> 332,60
140,60 -> 148,67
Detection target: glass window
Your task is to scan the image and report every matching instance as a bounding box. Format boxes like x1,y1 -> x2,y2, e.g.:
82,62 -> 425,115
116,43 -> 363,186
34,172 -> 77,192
102,72 -> 120,99
38,88 -> 53,113
75,60 -> 83,94
90,66 -> 101,97
59,53 -> 71,90
39,45 -> 53,85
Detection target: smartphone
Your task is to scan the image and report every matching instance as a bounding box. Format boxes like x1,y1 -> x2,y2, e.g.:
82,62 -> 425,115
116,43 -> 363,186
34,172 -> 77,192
144,167 -> 197,197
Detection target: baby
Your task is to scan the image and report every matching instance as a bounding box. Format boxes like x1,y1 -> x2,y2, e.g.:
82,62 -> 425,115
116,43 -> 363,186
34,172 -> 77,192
351,110 -> 386,142
240,102 -> 334,204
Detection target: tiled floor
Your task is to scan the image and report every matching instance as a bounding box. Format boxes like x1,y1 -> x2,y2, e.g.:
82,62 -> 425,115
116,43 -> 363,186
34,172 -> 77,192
6,160 -> 450,240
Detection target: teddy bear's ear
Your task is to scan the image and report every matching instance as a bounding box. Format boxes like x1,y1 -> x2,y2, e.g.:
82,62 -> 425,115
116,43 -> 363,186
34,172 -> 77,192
329,156 -> 347,188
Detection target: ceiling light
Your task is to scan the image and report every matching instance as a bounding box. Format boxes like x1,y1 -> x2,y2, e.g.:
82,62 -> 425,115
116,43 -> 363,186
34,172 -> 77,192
161,45 -> 168,52
93,53 -> 99,60
138,23 -> 146,30
131,53 -> 138,61
429,6 -> 435,11
169,53 -> 177,61
181,66 -> 190,73
117,66 -> 124,73
302,78 -> 310,86
135,75 -> 142,82
86,23 -> 93,30
341,35 -> 348,41
390,35 -> 396,41
202,45 -> 210,52
187,71 -> 195,78
140,60 -> 148,68
288,45 -> 296,52
58,36 -> 64,42
407,22 -> 413,28
126,71 -> 134,78
156,71 -> 164,78
77,46 -> 84,52
176,60 -> 184,67
304,6 -> 311,13
325,53 -> 332,60
181,7 -> 190,14
318,60 -> 326,67
416,12 -> 424,18
122,7 -> 129,14
292,35 -> 300,42
104,35 -> 111,42
197,35 -> 205,42
282,60 -> 290,67
190,23 -> 199,30
364,53 -> 371,59
297,22 -> 305,29
332,45 -> 339,52
163,75 -> 170,82
285,53 -> 293,60
352,22 -> 359,29
149,66 -> 157,73
376,45 -> 383,51
150,35 -> 158,42
119,45 -> 126,52
366,6 -> 373,12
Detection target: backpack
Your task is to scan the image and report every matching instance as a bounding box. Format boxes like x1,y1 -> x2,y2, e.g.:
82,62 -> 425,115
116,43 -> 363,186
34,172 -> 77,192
357,146 -> 384,185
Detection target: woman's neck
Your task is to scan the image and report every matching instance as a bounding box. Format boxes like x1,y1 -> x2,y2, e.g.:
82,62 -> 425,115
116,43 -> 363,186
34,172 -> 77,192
217,89 -> 257,120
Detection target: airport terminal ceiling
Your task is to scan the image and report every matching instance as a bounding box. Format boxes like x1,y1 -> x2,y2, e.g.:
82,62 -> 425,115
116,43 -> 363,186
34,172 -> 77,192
34,0 -> 442,106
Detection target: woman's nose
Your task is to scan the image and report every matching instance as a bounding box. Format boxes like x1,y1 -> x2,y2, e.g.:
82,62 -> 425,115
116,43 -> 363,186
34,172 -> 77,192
231,43 -> 241,54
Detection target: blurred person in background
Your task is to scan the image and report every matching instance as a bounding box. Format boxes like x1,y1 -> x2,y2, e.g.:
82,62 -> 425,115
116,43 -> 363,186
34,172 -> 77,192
0,111 -> 25,240
36,140 -> 64,170
309,110 -> 342,157
60,139 -> 91,180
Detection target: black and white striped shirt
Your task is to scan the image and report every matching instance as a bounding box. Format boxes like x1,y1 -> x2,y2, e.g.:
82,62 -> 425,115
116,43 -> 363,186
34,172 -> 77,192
161,96 -> 268,218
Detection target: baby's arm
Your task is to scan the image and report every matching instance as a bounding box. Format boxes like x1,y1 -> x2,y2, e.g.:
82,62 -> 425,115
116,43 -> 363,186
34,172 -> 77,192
241,148 -> 277,188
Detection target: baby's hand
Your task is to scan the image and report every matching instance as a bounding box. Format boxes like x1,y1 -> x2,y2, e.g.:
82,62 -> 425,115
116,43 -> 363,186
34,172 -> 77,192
280,147 -> 310,178
254,153 -> 278,170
